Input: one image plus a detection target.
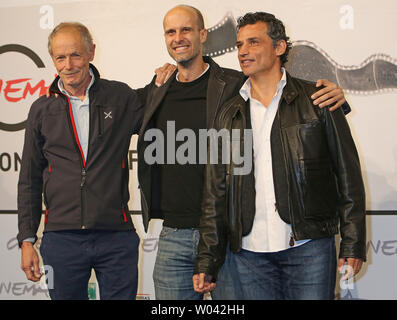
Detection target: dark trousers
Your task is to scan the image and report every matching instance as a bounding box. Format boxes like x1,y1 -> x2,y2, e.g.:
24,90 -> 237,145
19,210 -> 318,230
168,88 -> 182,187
40,229 -> 139,300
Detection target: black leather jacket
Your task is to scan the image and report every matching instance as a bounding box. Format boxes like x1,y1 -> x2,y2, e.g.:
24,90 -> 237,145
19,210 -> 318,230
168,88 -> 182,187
194,73 -> 366,279
137,56 -> 245,232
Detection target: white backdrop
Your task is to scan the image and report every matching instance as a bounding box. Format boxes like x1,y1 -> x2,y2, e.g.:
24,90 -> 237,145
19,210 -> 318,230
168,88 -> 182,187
0,0 -> 396,300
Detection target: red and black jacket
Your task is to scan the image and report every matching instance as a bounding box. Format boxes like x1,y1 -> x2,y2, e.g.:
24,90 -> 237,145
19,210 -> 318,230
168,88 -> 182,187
17,64 -> 143,246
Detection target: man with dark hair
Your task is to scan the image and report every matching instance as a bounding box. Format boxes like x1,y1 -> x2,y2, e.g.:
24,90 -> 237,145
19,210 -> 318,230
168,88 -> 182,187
138,6 -> 350,300
193,12 -> 366,299
18,22 -> 142,300
236,11 -> 293,66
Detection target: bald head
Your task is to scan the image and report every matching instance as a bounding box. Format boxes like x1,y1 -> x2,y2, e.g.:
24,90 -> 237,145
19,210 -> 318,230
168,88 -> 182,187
163,5 -> 205,30
162,5 -> 207,67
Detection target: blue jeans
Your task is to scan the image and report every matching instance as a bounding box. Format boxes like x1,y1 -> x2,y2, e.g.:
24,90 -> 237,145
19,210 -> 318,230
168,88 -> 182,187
40,229 -> 139,300
213,237 -> 337,300
153,227 -> 203,300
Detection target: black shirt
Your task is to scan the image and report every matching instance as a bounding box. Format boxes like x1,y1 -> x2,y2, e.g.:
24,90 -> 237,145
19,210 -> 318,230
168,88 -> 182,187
151,68 -> 209,228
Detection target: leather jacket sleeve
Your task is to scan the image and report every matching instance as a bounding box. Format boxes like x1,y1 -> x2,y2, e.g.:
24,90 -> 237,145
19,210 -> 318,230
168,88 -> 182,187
342,101 -> 351,115
194,122 -> 229,279
322,106 -> 366,260
135,75 -> 156,107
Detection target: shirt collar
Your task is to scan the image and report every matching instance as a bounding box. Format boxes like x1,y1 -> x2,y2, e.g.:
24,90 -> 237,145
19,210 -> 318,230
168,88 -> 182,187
58,68 -> 95,100
239,67 -> 287,102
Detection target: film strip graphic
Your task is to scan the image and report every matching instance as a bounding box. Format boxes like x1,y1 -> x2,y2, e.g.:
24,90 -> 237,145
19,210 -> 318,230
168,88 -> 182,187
202,12 -> 237,57
286,40 -> 397,95
203,13 -> 397,95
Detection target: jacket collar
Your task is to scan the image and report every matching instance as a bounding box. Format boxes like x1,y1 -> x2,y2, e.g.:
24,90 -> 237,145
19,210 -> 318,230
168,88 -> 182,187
204,55 -> 223,78
139,56 -> 227,137
205,56 -> 226,128
236,71 -> 299,117
138,67 -> 176,137
281,72 -> 299,105
239,68 -> 287,102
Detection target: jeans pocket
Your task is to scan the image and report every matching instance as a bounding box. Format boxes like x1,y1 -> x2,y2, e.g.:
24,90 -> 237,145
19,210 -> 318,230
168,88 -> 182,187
159,226 -> 177,239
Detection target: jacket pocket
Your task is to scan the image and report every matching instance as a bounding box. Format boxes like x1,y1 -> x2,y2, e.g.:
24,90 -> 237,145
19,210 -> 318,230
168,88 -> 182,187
96,105 -> 104,137
297,120 -> 329,160
93,104 -> 116,144
300,158 -> 338,220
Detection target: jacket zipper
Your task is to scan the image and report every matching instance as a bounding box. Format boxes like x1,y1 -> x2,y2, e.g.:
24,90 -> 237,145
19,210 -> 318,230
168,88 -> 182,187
44,209 -> 49,224
122,207 -> 128,223
43,164 -> 51,224
63,93 -> 87,229
140,186 -> 150,229
277,109 -> 297,240
229,106 -> 244,244
97,105 -> 103,137
121,157 -> 128,222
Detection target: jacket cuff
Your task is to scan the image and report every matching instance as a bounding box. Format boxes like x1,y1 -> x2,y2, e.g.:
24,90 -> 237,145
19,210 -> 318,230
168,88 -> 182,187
339,242 -> 366,262
342,101 -> 351,115
17,232 -> 37,248
194,259 -> 221,282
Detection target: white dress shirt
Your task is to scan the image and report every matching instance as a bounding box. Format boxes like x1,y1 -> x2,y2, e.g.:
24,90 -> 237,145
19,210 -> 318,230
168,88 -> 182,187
240,68 -> 309,253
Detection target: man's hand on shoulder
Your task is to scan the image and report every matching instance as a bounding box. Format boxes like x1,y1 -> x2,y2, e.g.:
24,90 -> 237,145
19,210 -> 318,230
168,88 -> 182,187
45,87 -> 59,98
155,63 -> 177,87
311,79 -> 346,112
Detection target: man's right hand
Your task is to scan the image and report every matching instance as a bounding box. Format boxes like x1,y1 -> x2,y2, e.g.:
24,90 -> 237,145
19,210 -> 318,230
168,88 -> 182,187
45,87 -> 58,98
21,242 -> 42,282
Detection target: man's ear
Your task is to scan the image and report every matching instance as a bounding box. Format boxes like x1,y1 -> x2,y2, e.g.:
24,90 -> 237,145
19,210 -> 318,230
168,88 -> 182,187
200,28 -> 208,44
89,44 -> 96,62
275,40 -> 287,57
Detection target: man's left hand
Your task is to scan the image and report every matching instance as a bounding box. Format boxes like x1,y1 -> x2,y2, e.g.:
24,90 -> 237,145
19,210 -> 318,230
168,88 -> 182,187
311,79 -> 346,111
338,257 -> 363,281
193,273 -> 216,294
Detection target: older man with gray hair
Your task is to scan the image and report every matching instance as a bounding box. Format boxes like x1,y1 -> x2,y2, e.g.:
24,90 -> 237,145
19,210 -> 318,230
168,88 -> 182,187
18,22 -> 143,300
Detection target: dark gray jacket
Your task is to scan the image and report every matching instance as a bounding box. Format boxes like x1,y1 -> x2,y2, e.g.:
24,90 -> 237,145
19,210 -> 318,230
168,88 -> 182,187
17,64 -> 143,246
